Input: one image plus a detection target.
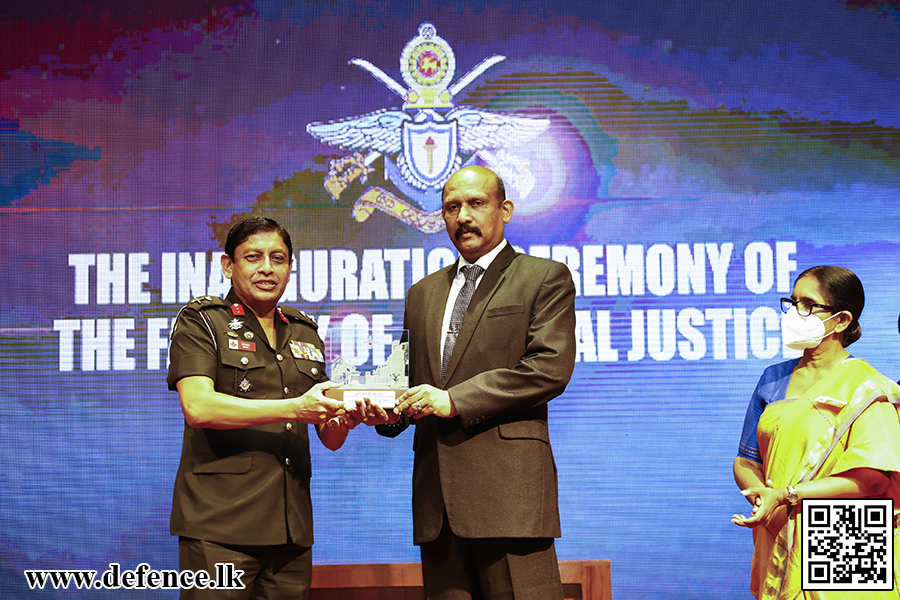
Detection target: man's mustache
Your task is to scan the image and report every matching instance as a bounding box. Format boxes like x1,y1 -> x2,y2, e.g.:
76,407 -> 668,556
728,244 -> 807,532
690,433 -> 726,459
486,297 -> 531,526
455,224 -> 482,239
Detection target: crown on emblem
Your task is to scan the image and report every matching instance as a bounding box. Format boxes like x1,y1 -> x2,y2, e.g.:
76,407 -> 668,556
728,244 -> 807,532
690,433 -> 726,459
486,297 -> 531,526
400,23 -> 456,109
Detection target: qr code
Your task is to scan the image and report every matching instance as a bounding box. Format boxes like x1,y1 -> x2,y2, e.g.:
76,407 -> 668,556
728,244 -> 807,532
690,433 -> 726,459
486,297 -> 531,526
801,498 -> 894,591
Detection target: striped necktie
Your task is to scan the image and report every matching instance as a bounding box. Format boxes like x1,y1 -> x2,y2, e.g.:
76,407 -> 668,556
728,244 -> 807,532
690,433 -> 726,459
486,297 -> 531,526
441,265 -> 484,381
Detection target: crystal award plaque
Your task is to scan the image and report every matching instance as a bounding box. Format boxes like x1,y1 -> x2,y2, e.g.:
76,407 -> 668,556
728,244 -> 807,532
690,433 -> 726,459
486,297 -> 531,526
324,326 -> 408,408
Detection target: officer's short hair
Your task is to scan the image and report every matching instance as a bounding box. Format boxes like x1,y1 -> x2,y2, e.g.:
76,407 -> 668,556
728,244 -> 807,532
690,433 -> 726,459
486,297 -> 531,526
224,217 -> 293,259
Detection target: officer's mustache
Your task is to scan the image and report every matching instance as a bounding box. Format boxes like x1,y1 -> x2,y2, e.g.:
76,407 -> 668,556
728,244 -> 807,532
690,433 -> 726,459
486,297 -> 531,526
455,224 -> 482,239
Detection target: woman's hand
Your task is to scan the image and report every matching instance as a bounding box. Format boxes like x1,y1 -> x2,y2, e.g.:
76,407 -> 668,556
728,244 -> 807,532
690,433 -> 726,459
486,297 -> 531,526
732,479 -> 786,528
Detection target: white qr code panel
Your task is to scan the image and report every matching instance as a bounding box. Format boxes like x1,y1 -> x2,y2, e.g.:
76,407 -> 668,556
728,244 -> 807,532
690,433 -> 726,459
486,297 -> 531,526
801,499 -> 894,591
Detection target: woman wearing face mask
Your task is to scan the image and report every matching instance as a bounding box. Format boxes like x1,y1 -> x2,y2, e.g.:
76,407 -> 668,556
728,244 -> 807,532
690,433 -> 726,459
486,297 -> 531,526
732,265 -> 900,599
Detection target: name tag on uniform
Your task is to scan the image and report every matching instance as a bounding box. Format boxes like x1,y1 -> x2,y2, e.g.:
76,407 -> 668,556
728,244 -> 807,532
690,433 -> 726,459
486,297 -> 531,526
228,339 -> 256,352
290,340 -> 323,361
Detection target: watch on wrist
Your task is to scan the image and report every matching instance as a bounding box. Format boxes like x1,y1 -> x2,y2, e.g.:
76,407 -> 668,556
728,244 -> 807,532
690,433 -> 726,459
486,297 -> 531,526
786,485 -> 799,506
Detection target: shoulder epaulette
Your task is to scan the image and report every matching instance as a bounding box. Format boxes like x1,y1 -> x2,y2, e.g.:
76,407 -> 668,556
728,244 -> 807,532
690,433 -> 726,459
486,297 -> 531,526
279,306 -> 318,330
170,295 -> 227,344
183,295 -> 228,311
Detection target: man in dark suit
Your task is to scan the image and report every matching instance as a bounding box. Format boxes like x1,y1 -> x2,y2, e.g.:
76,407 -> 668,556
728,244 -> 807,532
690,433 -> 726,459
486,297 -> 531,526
167,217 -> 365,599
376,166 -> 576,599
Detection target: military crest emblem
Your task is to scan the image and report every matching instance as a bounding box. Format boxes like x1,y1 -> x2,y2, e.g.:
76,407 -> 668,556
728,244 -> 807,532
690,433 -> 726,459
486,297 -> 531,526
402,120 -> 457,187
307,23 -> 550,232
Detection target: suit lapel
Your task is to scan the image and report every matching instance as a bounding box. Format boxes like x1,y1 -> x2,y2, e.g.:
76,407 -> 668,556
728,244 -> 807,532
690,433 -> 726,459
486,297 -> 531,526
442,244 -> 516,384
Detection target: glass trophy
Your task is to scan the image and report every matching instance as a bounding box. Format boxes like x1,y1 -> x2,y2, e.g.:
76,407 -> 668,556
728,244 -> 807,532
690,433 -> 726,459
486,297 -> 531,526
324,326 -> 408,408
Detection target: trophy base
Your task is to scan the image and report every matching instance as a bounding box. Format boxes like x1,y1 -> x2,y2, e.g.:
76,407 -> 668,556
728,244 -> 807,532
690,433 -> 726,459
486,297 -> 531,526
325,388 -> 405,409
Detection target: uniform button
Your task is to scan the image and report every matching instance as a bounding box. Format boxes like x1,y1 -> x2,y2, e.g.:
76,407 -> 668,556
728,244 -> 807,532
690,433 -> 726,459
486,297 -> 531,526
240,357 -> 249,366
284,387 -> 290,395
285,458 -> 291,466
311,367 -> 318,375
276,354 -> 284,361
285,423 -> 292,431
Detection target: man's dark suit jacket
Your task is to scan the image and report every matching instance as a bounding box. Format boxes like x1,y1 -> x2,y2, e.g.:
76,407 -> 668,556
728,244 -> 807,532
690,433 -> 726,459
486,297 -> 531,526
395,242 -> 577,544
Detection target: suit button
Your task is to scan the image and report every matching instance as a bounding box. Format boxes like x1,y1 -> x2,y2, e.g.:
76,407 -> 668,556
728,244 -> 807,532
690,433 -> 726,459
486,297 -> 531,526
276,354 -> 284,361
285,422 -> 292,431
285,458 -> 291,466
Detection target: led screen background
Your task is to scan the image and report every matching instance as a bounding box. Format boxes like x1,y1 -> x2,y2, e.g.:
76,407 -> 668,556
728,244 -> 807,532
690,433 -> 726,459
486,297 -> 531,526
1,1 -> 899,598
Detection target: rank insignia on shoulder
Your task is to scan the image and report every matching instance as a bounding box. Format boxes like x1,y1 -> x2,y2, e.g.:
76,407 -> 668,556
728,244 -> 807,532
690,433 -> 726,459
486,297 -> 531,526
187,295 -> 225,308
277,307 -> 318,329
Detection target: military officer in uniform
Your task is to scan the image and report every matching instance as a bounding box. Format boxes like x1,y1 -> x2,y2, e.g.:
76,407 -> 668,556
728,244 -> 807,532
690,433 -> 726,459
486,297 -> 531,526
167,216 -> 364,599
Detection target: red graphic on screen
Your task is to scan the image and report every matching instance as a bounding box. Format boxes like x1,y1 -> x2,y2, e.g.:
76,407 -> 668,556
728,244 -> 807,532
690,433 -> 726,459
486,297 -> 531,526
417,51 -> 441,78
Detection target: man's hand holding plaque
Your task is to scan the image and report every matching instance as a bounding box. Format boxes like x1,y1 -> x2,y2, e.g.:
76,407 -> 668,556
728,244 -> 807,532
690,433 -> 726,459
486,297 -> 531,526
393,385 -> 456,419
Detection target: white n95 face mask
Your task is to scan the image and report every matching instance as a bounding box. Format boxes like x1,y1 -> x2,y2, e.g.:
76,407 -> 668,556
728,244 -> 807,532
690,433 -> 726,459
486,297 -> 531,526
781,306 -> 841,350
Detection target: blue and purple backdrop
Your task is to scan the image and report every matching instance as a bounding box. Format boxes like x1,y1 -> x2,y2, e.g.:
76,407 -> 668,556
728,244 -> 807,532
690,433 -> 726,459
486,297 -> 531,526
2,1 -> 899,598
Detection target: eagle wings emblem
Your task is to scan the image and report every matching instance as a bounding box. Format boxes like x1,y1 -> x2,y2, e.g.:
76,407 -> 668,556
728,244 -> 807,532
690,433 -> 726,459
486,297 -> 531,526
306,23 -> 549,231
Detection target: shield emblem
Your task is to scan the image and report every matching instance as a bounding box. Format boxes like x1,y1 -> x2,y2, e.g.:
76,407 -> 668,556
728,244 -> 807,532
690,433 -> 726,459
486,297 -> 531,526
402,120 -> 458,187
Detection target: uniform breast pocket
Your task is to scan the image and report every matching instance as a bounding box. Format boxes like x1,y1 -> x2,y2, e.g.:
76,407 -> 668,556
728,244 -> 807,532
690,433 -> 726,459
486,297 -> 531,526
221,349 -> 266,370
220,351 -> 266,395
294,359 -> 328,383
